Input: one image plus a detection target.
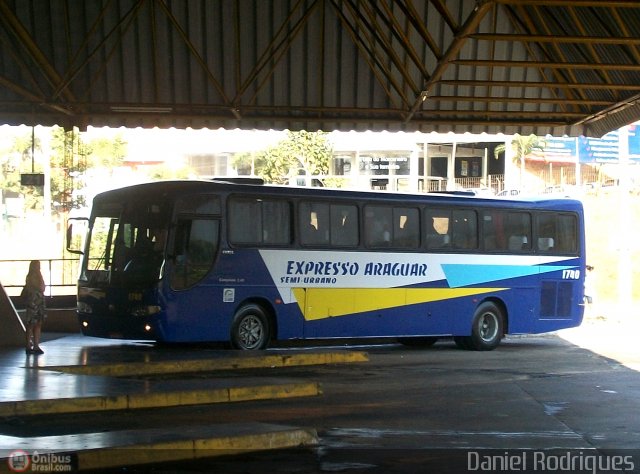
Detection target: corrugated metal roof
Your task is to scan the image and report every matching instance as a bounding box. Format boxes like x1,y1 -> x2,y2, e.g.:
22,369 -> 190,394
2,0 -> 640,137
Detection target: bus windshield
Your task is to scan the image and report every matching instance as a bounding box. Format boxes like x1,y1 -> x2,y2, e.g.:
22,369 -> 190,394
84,200 -> 170,286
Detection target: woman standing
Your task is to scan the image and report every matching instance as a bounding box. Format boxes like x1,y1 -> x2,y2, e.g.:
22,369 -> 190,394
24,260 -> 46,355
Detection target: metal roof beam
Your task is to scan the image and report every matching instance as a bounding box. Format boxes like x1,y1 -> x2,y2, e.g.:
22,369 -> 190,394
427,95 -> 613,106
331,0 -> 409,109
393,0 -> 442,59
404,0 -> 494,123
413,109 -> 586,118
239,0 -> 321,108
51,0 -> 135,101
0,78 -> 74,116
522,4 -> 586,104
469,33 -> 640,45
155,0 -> 230,106
0,0 -> 76,103
452,59 -> 640,71
493,0 -> 640,7
370,1 -> 433,85
344,0 -> 420,95
438,79 -> 640,91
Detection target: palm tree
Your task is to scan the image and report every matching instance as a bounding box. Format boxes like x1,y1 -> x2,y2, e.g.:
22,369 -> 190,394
494,134 -> 544,189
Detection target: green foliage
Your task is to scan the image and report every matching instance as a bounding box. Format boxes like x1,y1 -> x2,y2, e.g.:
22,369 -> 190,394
322,177 -> 349,189
0,126 -> 130,215
0,130 -> 43,211
147,163 -> 193,180
231,152 -> 254,175
254,130 -> 332,184
494,133 -> 543,163
49,127 -> 83,210
85,135 -> 126,168
493,133 -> 545,187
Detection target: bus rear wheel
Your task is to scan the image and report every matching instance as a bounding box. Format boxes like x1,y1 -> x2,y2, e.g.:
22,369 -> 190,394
231,304 -> 271,350
466,302 -> 504,351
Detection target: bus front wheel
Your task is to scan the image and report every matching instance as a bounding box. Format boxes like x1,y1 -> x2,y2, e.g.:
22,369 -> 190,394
231,304 -> 271,350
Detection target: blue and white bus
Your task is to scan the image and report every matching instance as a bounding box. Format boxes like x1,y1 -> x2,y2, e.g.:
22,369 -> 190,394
68,179 -> 585,350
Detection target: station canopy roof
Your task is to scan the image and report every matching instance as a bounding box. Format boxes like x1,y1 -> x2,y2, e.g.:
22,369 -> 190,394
2,0 -> 640,138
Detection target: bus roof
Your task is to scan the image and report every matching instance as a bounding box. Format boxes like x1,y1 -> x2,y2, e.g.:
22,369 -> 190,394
91,179 -> 583,213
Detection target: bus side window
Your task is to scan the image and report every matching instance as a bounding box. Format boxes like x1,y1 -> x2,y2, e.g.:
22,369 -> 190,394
364,206 -> 392,248
300,202 -> 330,246
536,213 -> 556,252
452,210 -> 477,250
506,212 -> 532,252
394,208 -> 419,248
330,204 -> 358,247
229,198 -> 290,246
536,213 -> 577,253
556,214 -> 577,253
261,200 -> 291,245
228,199 -> 261,244
365,206 -> 419,249
483,210 -> 506,251
426,209 -> 450,249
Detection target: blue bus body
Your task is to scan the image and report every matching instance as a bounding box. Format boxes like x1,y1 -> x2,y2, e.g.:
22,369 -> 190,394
73,180 -> 585,350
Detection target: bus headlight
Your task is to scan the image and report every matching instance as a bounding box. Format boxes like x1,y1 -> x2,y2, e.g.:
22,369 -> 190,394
130,305 -> 162,317
77,301 -> 93,314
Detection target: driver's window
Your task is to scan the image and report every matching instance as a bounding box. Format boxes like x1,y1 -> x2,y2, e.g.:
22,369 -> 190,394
171,218 -> 219,290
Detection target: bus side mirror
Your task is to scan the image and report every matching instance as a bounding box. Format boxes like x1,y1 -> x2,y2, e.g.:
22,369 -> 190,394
66,217 -> 88,255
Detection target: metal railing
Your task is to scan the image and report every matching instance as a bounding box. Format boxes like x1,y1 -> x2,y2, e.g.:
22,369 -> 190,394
0,258 -> 80,297
423,175 -> 506,194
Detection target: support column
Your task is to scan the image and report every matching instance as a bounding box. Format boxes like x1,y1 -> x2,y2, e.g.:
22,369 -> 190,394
0,282 -> 26,347
447,142 -> 457,191
482,147 -> 488,186
617,125 -> 632,312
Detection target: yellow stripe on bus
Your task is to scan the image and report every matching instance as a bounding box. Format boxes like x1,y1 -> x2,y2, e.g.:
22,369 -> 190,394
291,287 -> 507,321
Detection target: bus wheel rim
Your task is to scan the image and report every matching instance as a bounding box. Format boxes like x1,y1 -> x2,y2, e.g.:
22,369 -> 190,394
239,315 -> 263,348
479,312 -> 499,342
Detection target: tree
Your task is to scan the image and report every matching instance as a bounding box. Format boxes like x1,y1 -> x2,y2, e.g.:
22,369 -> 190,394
85,135 -> 126,169
494,134 -> 544,188
147,163 -> 193,180
255,130 -> 332,185
49,127 -> 128,211
231,152 -> 255,176
0,126 -> 130,215
49,127 -> 79,211
0,131 -> 44,212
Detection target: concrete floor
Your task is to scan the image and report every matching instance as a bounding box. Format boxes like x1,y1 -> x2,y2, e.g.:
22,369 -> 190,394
1,319 -> 640,472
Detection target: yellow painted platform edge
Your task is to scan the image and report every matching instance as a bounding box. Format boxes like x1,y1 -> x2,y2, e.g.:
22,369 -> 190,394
0,381 -> 320,417
44,351 -> 369,377
77,427 -> 318,470
0,427 -> 318,471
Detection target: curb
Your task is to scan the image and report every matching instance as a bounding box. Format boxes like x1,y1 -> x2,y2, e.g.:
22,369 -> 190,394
45,351 -> 369,377
0,423 -> 318,472
0,381 -> 321,417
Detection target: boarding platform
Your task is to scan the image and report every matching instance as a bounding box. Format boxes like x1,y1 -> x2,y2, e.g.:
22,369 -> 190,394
0,334 -> 368,471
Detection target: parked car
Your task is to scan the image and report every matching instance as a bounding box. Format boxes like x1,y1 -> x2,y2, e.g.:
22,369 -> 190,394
464,187 -> 494,197
496,189 -> 520,197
